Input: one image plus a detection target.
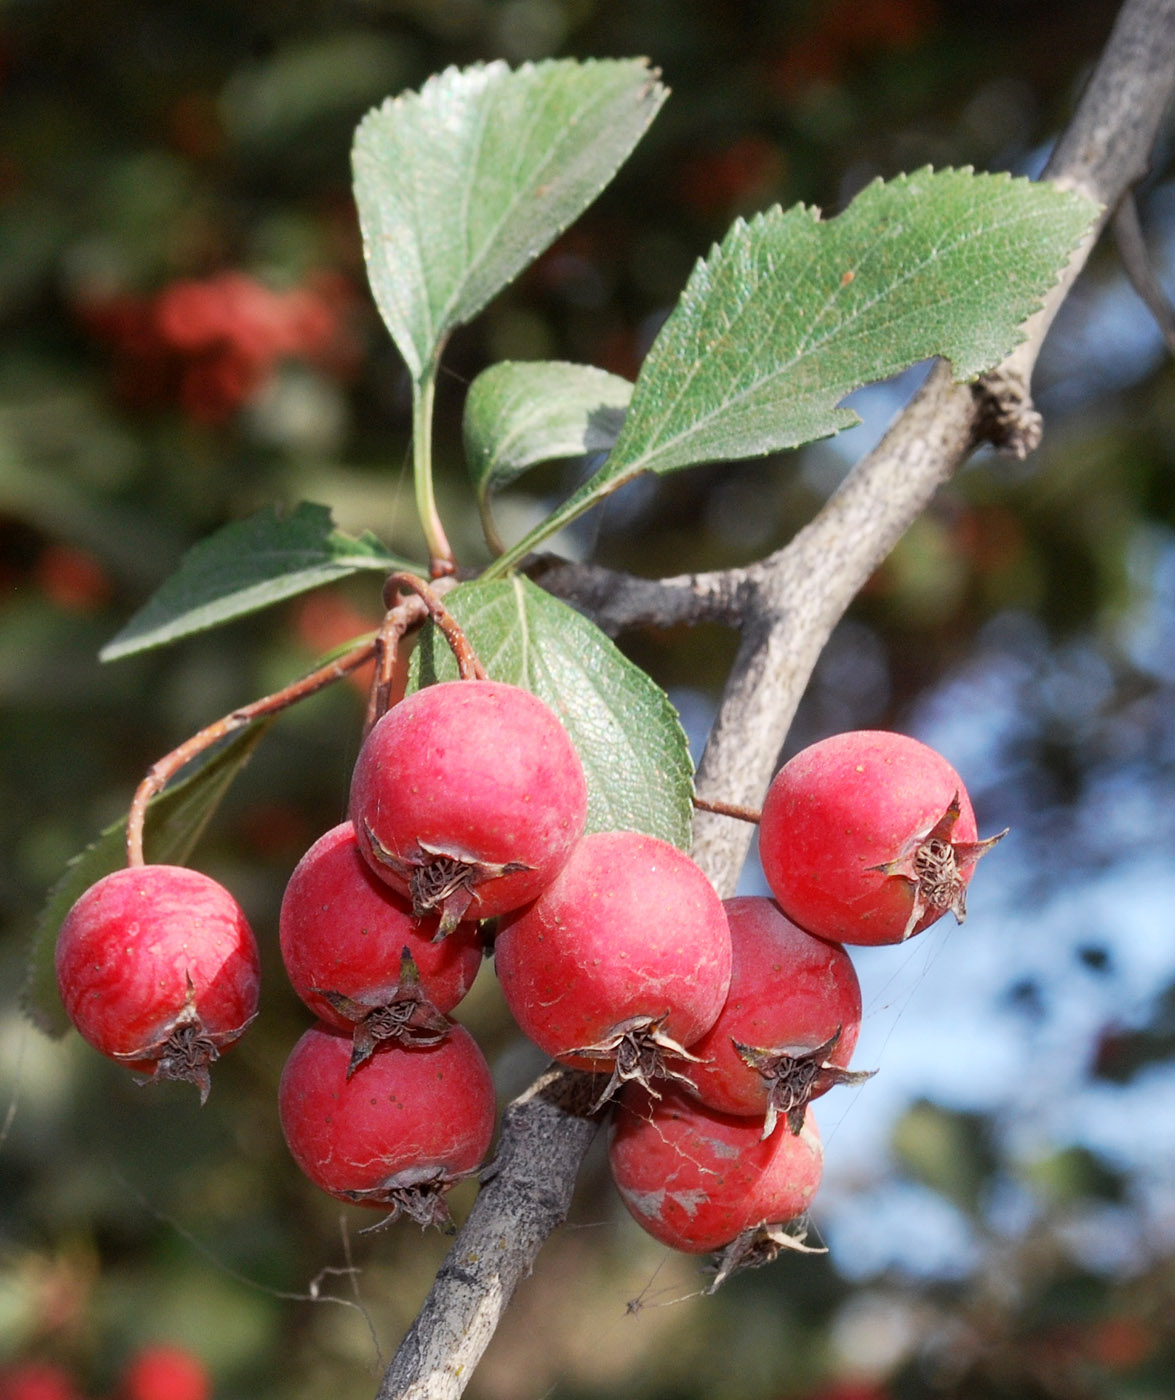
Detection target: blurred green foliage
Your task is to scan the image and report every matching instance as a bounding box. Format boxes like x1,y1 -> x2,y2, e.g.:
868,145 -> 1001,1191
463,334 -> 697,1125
2,1 -> 1174,1397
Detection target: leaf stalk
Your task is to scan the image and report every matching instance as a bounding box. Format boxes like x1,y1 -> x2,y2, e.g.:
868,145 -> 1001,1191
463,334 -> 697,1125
413,368 -> 456,578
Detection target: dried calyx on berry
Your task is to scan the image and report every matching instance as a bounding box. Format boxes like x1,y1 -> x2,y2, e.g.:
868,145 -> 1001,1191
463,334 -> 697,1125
706,1217 -> 827,1293
733,1028 -> 875,1138
311,948 -> 453,1077
55,864 -> 260,1103
495,830 -> 733,1106
683,896 -> 873,1135
278,1022 -> 496,1230
279,821 -> 482,1072
867,791 -> 1005,940
759,730 -> 1007,946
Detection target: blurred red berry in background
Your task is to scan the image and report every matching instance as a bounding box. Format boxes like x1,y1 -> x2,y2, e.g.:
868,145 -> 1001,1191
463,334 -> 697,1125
118,1344 -> 211,1400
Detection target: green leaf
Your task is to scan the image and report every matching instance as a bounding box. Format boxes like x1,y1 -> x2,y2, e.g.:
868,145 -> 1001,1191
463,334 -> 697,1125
101,502 -> 413,661
25,718 -> 275,1037
486,168 -> 1099,575
353,59 -> 666,380
409,577 -> 693,849
463,360 -> 632,552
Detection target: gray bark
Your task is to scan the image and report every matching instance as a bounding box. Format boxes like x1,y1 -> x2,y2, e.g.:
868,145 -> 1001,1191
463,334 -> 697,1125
378,2 -> 1175,1394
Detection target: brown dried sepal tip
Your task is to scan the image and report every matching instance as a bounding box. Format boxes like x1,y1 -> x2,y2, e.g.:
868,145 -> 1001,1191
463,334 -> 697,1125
568,1012 -> 705,1113
351,1163 -> 479,1234
363,823 -> 531,936
734,1026 -> 877,1139
114,974 -> 257,1106
869,793 -> 1008,941
312,948 -> 452,1079
707,1217 -> 827,1293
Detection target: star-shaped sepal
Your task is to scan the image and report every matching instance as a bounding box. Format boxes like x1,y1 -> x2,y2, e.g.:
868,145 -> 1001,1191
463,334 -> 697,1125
868,794 -> 1008,941
362,822 -> 531,936
565,1012 -> 705,1112
706,1216 -> 826,1293
113,973 -> 257,1105
347,1163 -> 478,1234
734,1026 -> 876,1139
312,947 -> 452,1078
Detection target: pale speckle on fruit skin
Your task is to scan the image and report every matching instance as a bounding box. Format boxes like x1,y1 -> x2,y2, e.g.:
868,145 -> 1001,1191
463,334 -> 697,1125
623,1186 -> 668,1218
665,1188 -> 709,1218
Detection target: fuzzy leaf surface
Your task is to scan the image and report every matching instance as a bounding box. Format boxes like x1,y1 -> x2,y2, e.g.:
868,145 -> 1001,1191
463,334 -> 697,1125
101,502 -> 408,661
463,360 -> 632,549
410,577 -> 693,848
25,719 -> 274,1036
487,168 -> 1098,574
353,59 -> 665,379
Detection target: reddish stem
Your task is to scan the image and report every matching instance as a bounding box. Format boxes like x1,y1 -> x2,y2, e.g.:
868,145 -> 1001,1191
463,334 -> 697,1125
691,794 -> 762,825
364,593 -> 428,737
382,572 -> 488,682
125,637 -> 377,867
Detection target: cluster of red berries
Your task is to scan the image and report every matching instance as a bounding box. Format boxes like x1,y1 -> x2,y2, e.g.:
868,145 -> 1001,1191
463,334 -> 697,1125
77,270 -> 358,424
607,728 -> 1003,1271
0,1343 -> 209,1400
55,670 -> 1001,1271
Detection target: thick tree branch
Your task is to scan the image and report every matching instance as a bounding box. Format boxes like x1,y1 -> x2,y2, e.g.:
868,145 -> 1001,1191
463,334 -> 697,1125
531,555 -> 749,635
693,0 -> 1175,890
692,365 -> 980,888
375,1069 -> 601,1400
378,2 -> 1175,1394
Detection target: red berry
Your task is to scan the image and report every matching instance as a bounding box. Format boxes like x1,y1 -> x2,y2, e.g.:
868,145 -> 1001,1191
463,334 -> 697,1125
609,1083 -> 823,1255
280,822 -> 483,1071
55,865 -> 260,1102
349,680 -> 588,932
683,896 -> 871,1136
759,730 -> 1006,946
278,1020 -> 496,1228
494,831 -> 732,1102
119,1345 -> 210,1400
0,1361 -> 83,1400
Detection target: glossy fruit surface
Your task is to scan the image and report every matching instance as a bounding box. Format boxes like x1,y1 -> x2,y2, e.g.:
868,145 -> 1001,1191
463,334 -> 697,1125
495,830 -> 731,1092
609,1084 -> 824,1253
54,864 -> 260,1100
683,896 -> 866,1134
280,822 -> 483,1050
278,1020 -> 496,1226
759,730 -> 1003,945
350,680 -> 587,931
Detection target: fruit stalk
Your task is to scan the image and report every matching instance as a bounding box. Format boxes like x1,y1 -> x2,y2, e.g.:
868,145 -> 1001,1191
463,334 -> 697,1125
381,571 -> 488,682
125,636 -> 376,866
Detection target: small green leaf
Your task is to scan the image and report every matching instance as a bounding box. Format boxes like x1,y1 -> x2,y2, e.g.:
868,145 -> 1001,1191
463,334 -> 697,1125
25,718 -> 275,1037
409,577 -> 693,849
486,168 -> 1099,575
463,360 -> 632,551
101,502 -> 412,661
353,59 -> 666,380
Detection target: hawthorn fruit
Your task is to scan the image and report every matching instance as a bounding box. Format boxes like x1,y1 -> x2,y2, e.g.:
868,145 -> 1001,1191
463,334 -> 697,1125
494,830 -> 732,1102
350,680 -> 588,934
54,864 -> 260,1102
759,730 -> 1005,945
